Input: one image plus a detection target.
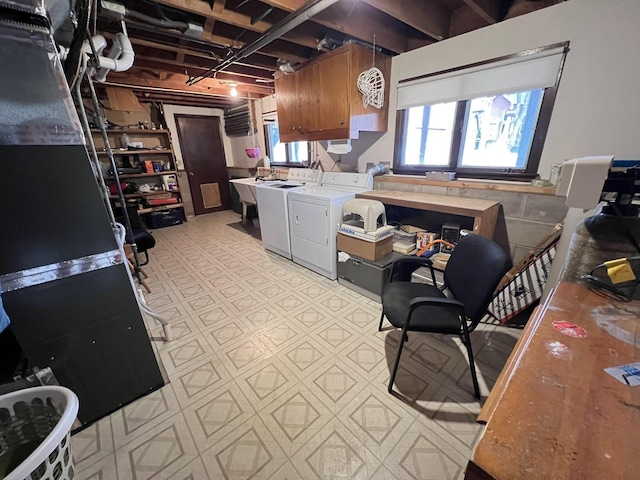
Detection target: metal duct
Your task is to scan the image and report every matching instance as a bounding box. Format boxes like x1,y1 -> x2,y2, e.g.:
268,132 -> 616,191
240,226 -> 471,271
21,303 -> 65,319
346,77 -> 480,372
187,0 -> 341,85
224,103 -> 255,137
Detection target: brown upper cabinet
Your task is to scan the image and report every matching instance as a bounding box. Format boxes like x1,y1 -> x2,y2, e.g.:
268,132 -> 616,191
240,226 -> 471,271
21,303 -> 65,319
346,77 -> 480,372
275,43 -> 391,143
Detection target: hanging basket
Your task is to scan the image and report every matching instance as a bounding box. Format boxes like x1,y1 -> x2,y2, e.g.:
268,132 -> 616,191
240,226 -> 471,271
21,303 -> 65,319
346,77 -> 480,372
245,147 -> 261,159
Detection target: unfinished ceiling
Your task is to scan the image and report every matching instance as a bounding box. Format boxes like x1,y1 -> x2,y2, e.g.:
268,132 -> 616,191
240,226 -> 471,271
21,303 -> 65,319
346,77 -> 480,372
96,0 -> 564,108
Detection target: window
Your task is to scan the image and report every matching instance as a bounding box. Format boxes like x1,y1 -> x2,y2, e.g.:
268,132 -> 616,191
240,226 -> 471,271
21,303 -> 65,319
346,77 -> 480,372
264,122 -> 310,165
394,43 -> 568,179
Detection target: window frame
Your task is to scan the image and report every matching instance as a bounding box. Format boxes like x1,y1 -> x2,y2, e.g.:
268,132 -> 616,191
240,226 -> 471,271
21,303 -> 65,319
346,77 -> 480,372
392,42 -> 567,180
264,122 -> 311,166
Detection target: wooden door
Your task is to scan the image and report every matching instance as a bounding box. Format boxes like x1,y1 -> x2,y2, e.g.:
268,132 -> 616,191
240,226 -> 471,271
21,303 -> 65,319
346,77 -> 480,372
175,115 -> 231,215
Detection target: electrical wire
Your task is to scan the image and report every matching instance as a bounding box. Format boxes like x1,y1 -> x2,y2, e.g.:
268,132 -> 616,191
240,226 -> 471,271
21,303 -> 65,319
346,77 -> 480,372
581,257 -> 640,302
64,0 -> 92,89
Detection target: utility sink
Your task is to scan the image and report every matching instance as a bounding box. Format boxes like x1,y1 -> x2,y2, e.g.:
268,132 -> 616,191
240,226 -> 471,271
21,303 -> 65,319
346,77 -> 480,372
229,177 -> 259,205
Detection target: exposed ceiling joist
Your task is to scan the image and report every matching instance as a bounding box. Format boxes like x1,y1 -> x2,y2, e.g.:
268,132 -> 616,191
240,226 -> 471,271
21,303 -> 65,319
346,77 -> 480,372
213,0 -> 227,14
134,91 -> 236,108
106,70 -> 264,99
361,0 -> 450,41
259,0 -> 412,53
134,56 -> 274,87
462,0 -> 501,24
203,17 -> 215,35
92,0 -> 563,104
153,0 -> 319,50
101,21 -> 308,65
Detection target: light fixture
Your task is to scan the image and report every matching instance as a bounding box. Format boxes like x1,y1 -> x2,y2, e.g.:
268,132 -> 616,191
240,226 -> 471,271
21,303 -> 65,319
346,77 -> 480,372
230,83 -> 238,97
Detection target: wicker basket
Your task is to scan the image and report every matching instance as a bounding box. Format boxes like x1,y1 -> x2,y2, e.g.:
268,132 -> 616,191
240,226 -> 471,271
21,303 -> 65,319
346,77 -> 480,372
0,386 -> 79,480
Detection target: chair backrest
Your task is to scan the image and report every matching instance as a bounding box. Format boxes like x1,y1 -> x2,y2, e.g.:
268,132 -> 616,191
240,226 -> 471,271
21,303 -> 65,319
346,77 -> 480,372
444,234 -> 511,326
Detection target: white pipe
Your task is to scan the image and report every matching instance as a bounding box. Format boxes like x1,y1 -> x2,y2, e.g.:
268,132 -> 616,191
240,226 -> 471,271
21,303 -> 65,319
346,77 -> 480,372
95,32 -> 135,82
91,34 -> 107,56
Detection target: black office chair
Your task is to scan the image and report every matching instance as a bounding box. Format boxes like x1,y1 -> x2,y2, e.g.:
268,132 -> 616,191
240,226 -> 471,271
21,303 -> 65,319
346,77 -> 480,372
115,204 -> 156,266
379,233 -> 510,398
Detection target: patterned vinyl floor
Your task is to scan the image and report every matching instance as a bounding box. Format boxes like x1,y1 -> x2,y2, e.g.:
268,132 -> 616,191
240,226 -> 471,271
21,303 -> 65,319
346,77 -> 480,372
71,211 -> 520,480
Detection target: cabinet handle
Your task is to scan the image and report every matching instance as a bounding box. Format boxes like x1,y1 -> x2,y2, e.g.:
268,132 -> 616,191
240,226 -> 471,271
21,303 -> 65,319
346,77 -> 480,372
189,172 -> 194,176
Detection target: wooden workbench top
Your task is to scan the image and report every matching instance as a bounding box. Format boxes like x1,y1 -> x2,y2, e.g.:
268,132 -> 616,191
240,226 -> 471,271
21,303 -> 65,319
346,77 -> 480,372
356,189 -> 499,217
356,189 -> 500,238
469,281 -> 640,480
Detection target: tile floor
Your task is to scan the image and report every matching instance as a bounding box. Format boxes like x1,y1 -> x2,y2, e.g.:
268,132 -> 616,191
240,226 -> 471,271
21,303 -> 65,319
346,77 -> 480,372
72,211 -> 521,480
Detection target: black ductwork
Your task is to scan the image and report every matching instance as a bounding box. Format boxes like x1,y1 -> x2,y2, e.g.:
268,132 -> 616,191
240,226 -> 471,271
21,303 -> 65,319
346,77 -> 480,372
224,103 -> 256,137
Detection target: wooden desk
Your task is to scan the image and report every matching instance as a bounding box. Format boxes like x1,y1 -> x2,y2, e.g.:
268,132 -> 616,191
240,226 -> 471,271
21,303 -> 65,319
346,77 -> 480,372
467,282 -> 640,479
355,189 -> 500,238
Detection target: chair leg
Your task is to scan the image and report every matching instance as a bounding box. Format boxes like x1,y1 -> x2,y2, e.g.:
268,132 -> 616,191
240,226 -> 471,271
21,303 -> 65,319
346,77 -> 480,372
241,202 -> 248,227
461,322 -> 480,399
378,311 -> 385,332
388,332 -> 408,393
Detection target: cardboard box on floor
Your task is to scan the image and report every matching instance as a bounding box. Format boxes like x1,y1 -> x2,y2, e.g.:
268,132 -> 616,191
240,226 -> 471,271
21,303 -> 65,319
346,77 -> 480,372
337,233 -> 393,262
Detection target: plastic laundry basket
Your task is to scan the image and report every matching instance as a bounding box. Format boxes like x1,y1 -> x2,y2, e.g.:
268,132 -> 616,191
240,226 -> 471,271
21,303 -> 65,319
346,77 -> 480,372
0,386 -> 79,480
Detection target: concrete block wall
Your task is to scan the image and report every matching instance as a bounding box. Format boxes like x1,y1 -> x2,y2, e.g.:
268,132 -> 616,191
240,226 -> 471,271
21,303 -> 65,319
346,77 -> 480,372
375,180 -> 568,263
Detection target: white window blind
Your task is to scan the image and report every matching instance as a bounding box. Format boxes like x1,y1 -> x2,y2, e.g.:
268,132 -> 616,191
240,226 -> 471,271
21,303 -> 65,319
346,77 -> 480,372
397,45 -> 566,110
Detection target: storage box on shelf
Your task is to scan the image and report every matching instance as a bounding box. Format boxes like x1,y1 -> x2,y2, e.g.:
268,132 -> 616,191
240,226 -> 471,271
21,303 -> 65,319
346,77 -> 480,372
90,129 -> 185,227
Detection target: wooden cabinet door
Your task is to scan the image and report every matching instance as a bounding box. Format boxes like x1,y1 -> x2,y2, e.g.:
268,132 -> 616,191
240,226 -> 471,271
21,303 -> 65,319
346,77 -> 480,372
316,50 -> 350,136
274,73 -> 298,142
298,62 -> 320,135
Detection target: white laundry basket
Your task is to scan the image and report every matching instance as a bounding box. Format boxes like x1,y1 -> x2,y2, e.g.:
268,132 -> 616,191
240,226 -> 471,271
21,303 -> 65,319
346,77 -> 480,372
0,386 -> 79,480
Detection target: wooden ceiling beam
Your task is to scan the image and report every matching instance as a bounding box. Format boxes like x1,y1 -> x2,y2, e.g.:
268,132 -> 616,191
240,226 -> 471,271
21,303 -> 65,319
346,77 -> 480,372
106,69 -> 269,99
135,92 -> 235,108
213,0 -> 226,14
203,17 -> 215,36
122,27 -> 306,64
153,0 -> 319,49
360,0 -> 450,41
104,33 -> 280,71
450,4 -> 491,37
462,0 -> 500,24
133,55 -> 274,86
259,0 -> 412,53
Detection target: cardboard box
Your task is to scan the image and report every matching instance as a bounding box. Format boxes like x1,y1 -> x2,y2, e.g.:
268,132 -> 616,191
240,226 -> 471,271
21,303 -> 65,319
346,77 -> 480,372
337,233 -> 393,262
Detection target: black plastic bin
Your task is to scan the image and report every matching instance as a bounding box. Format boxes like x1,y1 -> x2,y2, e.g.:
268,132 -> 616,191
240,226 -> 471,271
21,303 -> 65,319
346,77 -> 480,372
142,208 -> 185,229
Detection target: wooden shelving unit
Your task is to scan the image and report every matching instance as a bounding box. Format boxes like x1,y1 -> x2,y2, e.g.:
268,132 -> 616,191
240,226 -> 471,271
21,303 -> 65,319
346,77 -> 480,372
91,129 -> 186,226
97,149 -> 173,156
105,171 -> 178,180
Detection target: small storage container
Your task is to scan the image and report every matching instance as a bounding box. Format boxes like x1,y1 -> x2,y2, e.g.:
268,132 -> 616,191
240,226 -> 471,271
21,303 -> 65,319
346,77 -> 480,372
337,252 -> 401,302
142,208 -> 185,229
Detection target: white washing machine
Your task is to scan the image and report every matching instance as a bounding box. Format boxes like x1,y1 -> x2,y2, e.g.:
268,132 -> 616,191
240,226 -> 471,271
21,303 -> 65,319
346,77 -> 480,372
287,172 -> 373,280
255,168 -> 323,259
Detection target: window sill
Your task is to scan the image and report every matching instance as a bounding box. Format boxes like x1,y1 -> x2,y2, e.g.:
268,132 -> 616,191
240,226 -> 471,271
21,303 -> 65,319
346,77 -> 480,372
375,174 -> 558,196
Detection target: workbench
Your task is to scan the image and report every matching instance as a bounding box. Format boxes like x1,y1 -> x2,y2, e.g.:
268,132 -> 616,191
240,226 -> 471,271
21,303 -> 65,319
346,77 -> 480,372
466,281 -> 640,479
355,189 -> 500,238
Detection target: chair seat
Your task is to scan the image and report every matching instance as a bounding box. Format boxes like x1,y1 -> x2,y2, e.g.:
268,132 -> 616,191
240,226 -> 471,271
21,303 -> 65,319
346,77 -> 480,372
128,228 -> 155,253
382,282 -> 463,334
